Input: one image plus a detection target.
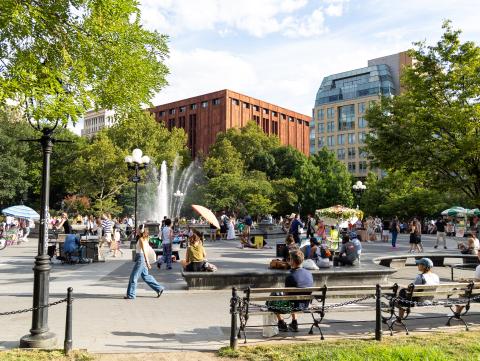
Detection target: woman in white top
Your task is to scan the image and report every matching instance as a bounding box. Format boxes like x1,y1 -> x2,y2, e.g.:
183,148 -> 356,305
125,228 -> 164,299
458,234 -> 480,255
227,216 -> 236,240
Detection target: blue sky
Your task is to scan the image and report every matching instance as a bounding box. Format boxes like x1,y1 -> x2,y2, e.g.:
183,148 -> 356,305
71,0 -> 480,133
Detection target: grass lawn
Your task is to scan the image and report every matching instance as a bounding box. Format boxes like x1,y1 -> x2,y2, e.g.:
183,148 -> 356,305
219,331 -> 480,361
0,350 -> 92,361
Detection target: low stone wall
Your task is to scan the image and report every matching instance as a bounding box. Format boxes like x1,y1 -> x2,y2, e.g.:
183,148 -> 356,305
182,264 -> 396,290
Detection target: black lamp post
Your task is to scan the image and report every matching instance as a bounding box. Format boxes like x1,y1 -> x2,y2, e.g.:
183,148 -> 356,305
125,148 -> 150,240
20,125 -> 65,348
352,180 -> 367,209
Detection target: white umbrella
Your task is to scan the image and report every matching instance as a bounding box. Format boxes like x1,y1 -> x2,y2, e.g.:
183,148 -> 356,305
2,205 -> 40,220
441,206 -> 467,217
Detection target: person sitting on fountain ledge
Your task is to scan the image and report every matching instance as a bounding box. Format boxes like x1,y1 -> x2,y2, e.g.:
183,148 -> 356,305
181,233 -> 206,272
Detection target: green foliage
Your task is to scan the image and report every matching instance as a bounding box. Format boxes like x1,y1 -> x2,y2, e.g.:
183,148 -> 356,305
107,110 -> 188,167
0,0 -> 169,125
361,171 -> 471,219
366,21 -> 480,206
296,148 -> 353,215
202,122 -> 352,216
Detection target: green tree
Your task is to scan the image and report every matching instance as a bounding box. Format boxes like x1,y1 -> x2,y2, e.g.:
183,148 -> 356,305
366,21 -> 480,206
271,178 -> 299,216
107,110 -> 188,167
296,148 -> 353,215
0,0 -> 169,125
73,132 -> 128,214
203,138 -> 244,178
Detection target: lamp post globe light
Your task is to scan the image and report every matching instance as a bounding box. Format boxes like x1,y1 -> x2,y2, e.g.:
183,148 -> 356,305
125,148 -> 150,240
352,180 -> 367,209
173,190 -> 184,198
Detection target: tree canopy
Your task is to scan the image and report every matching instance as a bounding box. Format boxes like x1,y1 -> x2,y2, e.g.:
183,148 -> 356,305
0,0 -> 169,125
366,21 -> 480,206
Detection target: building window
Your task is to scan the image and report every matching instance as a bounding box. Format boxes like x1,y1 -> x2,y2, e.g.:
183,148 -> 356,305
338,104 -> 355,131
272,121 -> 279,135
327,136 -> 335,147
337,148 -> 345,160
272,111 -> 278,117
337,134 -> 345,145
327,107 -> 335,119
262,118 -> 269,133
281,114 -> 286,120
358,102 -> 366,114
317,122 -> 324,133
231,98 -> 239,106
327,121 -> 335,133
358,132 -> 366,144
263,108 -> 269,114
358,116 -> 367,128
169,108 -> 176,115
213,98 -> 221,105
159,111 -> 165,117
178,116 -> 186,128
201,101 -> 208,108
348,147 -> 356,159
167,118 -> 175,130
359,161 -> 368,173
254,105 -> 260,111
348,162 -> 356,173
318,136 -> 325,147
288,116 -> 294,122
359,147 -> 367,158
179,106 -> 186,113
318,108 -> 324,120
305,121 -> 309,127
347,133 -> 355,144
190,104 -> 197,110
243,102 -> 250,109
253,115 -> 260,126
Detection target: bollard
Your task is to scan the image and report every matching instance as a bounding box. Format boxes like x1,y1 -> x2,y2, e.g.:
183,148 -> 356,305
64,287 -> 73,355
230,287 -> 238,350
375,284 -> 382,341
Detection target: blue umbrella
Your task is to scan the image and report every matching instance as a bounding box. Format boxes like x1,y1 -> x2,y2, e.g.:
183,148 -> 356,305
2,205 -> 40,220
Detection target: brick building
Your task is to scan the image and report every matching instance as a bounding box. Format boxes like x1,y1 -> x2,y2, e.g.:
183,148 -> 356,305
149,89 -> 310,157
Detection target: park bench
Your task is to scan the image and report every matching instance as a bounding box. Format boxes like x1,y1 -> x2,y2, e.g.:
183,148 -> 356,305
235,284 -> 397,343
382,281 -> 480,335
375,253 -> 479,269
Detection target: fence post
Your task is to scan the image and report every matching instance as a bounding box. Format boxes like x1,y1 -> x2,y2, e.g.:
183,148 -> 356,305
230,287 -> 238,350
375,284 -> 382,341
64,287 -> 73,355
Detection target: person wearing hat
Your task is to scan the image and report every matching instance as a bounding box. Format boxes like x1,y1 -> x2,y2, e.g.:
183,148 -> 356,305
398,257 -> 439,319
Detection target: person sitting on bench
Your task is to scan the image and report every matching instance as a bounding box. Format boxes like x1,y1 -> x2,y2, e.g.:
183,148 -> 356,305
334,234 -> 359,266
458,233 -> 480,255
64,234 -> 86,262
276,249 -> 313,332
181,233 -> 206,272
397,257 -> 439,319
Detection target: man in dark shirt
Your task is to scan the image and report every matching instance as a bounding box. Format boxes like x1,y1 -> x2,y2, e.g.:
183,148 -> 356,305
289,214 -> 304,245
276,249 -> 313,332
434,217 -> 447,249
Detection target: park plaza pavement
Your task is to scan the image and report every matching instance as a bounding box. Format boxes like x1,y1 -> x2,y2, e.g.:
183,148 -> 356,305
1,234 -> 480,352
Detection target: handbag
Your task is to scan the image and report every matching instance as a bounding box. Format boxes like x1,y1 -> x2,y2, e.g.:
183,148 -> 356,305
145,244 -> 157,264
269,259 -> 290,269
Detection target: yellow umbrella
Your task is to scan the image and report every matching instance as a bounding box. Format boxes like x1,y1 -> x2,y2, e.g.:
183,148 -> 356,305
191,204 -> 220,229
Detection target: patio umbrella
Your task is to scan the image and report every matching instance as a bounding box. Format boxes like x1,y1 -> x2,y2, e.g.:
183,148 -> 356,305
441,206 -> 467,217
466,208 -> 480,217
2,205 -> 40,220
191,205 -> 220,229
315,205 -> 363,220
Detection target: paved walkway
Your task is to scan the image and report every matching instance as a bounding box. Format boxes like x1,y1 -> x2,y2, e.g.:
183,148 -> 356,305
1,234 -> 479,352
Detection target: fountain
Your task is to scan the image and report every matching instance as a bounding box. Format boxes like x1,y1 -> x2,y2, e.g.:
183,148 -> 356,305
142,156 -> 200,222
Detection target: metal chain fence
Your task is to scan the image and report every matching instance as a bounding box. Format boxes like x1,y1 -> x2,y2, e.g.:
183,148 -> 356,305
0,298 -> 68,316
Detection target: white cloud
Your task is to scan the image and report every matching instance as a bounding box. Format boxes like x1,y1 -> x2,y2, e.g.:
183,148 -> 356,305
140,0 -> 343,38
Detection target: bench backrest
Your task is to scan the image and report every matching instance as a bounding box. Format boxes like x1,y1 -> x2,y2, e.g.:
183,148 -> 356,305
409,282 -> 472,298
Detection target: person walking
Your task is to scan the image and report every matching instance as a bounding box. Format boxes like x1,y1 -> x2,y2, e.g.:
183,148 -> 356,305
227,216 -> 236,240
390,216 -> 400,248
434,217 -> 447,249
409,217 -> 423,253
160,218 -> 173,270
125,228 -> 164,299
289,214 -> 304,245
306,214 -> 316,239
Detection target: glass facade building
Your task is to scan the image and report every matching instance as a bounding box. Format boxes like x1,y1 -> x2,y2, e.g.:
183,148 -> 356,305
310,51 -> 412,177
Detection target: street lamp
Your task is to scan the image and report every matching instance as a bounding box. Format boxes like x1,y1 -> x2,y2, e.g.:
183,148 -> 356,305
173,190 -> 184,198
125,148 -> 150,240
352,180 -> 367,209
